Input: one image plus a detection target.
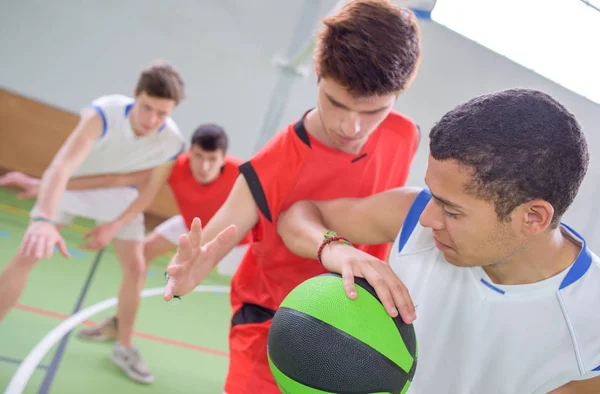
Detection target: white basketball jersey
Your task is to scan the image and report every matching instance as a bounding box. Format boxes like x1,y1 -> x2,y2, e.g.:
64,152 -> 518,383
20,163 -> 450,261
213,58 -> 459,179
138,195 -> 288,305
390,189 -> 600,394
72,94 -> 184,177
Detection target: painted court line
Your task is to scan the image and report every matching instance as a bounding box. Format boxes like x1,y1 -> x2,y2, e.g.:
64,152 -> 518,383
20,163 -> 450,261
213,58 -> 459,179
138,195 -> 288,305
12,304 -> 230,357
0,356 -> 48,371
5,285 -> 230,394
39,250 -> 104,394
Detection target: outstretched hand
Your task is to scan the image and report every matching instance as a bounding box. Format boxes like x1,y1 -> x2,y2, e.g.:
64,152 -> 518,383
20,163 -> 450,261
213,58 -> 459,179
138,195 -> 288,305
163,218 -> 238,301
0,171 -> 40,199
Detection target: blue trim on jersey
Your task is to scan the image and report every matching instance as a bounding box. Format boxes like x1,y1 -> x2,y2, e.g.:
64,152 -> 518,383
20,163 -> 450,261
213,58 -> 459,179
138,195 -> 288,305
124,103 -> 133,117
411,8 -> 432,20
480,278 -> 506,295
593,364 -> 600,371
158,123 -> 166,132
169,143 -> 185,162
559,223 -> 592,290
398,188 -> 432,253
92,105 -> 108,138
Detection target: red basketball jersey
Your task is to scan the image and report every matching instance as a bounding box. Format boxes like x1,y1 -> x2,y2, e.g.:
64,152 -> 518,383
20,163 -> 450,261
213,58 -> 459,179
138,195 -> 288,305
233,110 -> 420,312
168,152 -> 252,244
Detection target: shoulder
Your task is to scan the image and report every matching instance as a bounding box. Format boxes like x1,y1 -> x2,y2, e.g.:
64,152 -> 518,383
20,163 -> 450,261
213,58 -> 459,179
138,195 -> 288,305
378,110 -> 420,142
558,244 -> 600,376
90,94 -> 134,112
250,122 -> 308,171
224,155 -> 245,167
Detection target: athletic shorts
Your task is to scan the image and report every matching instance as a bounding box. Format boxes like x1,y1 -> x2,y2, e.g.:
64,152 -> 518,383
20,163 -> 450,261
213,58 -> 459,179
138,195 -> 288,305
154,215 -> 248,275
34,186 -> 145,241
224,318 -> 279,394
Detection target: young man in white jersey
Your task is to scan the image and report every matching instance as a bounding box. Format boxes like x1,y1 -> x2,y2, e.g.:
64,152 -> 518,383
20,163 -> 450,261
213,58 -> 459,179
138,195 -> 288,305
0,62 -> 186,384
276,88 -> 600,393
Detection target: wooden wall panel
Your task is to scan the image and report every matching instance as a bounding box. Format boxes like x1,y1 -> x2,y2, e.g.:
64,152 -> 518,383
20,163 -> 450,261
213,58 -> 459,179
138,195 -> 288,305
0,88 -> 178,220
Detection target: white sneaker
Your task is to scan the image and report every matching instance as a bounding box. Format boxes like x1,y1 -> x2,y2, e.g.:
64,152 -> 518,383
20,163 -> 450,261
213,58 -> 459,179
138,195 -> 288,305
110,343 -> 154,384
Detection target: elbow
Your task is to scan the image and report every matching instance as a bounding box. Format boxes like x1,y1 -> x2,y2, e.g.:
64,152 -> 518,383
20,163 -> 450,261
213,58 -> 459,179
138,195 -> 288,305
276,208 -> 292,246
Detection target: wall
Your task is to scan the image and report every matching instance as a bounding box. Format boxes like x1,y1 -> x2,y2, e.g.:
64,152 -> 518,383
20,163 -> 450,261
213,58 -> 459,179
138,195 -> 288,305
1,1 -> 599,246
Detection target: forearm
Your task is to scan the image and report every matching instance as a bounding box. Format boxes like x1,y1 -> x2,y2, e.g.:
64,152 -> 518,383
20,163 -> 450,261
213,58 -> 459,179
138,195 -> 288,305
115,185 -> 160,225
32,166 -> 73,220
278,201 -> 329,260
66,170 -> 149,191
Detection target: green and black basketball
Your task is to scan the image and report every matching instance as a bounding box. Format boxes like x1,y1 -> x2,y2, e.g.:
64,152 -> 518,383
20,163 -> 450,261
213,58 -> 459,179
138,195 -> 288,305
267,273 -> 417,394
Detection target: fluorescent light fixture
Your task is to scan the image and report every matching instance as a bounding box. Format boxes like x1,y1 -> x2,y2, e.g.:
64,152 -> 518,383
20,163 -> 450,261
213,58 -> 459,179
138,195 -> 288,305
431,0 -> 600,104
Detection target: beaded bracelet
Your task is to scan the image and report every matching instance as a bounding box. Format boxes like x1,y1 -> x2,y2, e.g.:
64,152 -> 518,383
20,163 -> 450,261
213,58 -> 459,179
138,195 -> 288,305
317,230 -> 352,264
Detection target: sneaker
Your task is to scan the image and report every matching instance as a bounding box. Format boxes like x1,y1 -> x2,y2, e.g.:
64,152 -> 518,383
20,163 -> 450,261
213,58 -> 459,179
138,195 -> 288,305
78,316 -> 118,341
111,343 -> 154,384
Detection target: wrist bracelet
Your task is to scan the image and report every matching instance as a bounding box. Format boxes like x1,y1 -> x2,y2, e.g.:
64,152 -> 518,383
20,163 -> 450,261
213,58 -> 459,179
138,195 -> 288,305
317,230 -> 352,264
32,217 -> 57,225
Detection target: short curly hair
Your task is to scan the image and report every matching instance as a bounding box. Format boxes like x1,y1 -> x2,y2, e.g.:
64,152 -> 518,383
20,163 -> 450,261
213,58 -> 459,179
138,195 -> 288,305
429,88 -> 589,227
314,0 -> 421,96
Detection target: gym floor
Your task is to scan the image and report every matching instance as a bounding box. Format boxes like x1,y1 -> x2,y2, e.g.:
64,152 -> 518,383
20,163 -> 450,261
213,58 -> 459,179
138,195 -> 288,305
0,187 -> 233,393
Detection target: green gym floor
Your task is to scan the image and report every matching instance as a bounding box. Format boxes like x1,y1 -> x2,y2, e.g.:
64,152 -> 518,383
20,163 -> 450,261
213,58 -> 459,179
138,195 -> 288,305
0,187 -> 233,393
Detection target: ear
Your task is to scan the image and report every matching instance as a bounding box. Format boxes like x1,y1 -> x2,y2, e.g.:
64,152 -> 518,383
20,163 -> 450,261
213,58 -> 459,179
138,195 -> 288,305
522,200 -> 554,234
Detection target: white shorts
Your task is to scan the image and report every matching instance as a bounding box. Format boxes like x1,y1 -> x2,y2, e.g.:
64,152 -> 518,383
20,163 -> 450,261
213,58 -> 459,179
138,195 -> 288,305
35,186 -> 145,241
154,215 -> 248,275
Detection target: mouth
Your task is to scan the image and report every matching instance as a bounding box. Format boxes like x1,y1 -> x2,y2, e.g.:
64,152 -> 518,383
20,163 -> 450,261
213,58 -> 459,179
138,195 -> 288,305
432,234 -> 452,251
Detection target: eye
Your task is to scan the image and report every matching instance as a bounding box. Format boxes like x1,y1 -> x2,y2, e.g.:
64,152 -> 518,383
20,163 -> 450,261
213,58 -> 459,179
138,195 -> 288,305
443,210 -> 459,219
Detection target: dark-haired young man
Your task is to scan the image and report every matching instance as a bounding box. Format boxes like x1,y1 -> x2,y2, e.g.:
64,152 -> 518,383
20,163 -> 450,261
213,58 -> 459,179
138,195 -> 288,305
0,61 -> 186,383
77,124 -> 252,342
277,88 -> 600,393
163,1 -> 423,392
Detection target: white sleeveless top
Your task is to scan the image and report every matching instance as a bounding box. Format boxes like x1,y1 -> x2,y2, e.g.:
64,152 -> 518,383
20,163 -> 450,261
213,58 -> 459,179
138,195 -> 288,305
72,94 -> 184,177
390,189 -> 600,393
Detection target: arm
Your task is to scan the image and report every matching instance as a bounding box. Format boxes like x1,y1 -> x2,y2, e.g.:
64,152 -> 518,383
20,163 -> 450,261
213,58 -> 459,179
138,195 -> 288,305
277,186 -> 422,260
65,169 -> 152,190
33,109 -> 104,220
0,169 -> 151,200
81,161 -> 173,250
550,375 -> 600,394
163,175 -> 260,300
195,174 -> 259,266
276,186 -> 422,324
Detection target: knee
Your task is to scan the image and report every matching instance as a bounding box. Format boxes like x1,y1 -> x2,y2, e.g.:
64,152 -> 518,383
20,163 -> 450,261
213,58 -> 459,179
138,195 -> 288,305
123,256 -> 146,280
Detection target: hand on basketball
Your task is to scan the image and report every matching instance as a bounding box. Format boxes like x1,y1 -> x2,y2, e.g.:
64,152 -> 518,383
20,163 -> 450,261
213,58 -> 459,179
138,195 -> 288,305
321,242 -> 416,324
20,220 -> 70,260
163,217 -> 238,301
81,220 -> 121,250
0,171 -> 40,200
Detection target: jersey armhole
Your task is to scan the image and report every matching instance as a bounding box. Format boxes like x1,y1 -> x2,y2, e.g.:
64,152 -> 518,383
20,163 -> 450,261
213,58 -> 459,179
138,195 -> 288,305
398,188 -> 432,253
91,105 -> 108,138
239,161 -> 272,223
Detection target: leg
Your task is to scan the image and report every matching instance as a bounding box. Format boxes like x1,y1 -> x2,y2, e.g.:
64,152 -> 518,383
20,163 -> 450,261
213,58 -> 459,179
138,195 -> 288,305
225,320 -> 279,394
78,216 -> 181,341
110,236 -> 154,384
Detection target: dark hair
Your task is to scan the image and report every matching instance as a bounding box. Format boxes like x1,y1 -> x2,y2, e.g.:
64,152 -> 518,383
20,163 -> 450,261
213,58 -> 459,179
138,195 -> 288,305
135,61 -> 185,104
191,124 -> 228,153
429,88 -> 589,226
314,0 -> 421,96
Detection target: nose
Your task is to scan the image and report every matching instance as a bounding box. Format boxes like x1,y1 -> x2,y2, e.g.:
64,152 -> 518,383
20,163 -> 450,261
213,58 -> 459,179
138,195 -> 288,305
419,200 -> 444,230
340,112 -> 360,137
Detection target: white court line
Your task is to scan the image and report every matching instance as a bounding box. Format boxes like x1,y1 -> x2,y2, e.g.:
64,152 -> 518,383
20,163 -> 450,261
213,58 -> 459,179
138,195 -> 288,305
5,285 -> 230,394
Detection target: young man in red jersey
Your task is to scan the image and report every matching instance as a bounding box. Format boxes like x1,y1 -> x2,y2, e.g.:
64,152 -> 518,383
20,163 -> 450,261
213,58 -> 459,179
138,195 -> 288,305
163,1 -> 423,393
